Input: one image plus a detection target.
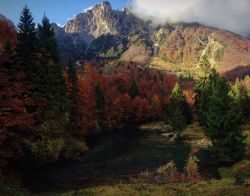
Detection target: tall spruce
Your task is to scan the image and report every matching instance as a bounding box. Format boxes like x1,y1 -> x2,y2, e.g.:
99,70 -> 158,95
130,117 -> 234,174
129,79 -> 140,99
229,78 -> 249,122
95,83 -> 105,109
17,5 -> 37,74
68,61 -> 79,129
168,83 -> 190,139
196,69 -> 245,163
29,16 -> 70,160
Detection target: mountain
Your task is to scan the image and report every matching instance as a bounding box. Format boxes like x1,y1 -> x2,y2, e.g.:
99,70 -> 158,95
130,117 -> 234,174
0,14 -> 17,49
52,1 -> 250,75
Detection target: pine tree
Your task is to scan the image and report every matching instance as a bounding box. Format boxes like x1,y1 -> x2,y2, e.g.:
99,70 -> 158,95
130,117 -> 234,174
29,16 -> 70,160
229,78 -> 249,121
68,61 -> 79,128
95,83 -> 105,108
129,79 -> 140,99
17,5 -> 37,74
196,69 -> 245,163
199,55 -> 212,77
38,15 -> 59,63
168,83 -> 190,139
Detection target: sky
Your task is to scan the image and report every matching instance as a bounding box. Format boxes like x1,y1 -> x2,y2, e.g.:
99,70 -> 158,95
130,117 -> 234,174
1,0 -> 250,37
0,0 -> 131,26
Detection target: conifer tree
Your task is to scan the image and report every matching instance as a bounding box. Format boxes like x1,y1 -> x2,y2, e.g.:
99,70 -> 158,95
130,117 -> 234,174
129,79 -> 140,99
29,16 -> 70,160
68,61 -> 79,127
229,78 -> 249,121
168,83 -> 190,139
196,69 -> 245,163
95,83 -> 105,109
17,5 -> 37,74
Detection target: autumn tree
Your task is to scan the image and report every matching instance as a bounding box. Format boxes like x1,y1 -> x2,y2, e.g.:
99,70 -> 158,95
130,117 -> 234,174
0,41 -> 35,166
151,95 -> 162,120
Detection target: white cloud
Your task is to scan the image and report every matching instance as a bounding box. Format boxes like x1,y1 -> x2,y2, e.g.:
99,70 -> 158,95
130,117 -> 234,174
131,0 -> 250,37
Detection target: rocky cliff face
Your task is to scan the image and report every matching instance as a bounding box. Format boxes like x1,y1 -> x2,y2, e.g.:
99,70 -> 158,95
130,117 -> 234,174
52,1 -> 250,74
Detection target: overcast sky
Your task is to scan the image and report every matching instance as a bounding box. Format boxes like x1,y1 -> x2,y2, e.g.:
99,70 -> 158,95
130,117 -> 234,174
131,0 -> 250,37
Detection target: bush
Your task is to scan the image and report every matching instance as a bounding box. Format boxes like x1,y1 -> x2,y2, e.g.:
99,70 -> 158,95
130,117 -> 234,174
184,155 -> 201,182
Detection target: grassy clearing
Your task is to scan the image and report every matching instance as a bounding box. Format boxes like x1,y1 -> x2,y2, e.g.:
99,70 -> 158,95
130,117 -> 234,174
3,122 -> 250,195
45,180 -> 250,196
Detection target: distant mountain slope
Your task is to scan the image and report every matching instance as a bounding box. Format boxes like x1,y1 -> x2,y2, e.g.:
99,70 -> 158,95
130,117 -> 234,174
0,14 -> 17,49
51,1 -> 250,74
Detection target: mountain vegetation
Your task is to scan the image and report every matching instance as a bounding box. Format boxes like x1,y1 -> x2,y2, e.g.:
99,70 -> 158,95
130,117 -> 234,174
0,2 -> 250,195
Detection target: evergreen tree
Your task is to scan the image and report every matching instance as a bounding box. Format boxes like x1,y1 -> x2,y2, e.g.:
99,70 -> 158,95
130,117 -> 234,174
199,55 -> 212,77
129,79 -> 140,99
95,83 -> 105,108
68,61 -> 79,127
229,78 -> 249,121
17,5 -> 37,74
38,15 -> 59,63
168,83 -> 190,139
196,69 -> 245,163
29,16 -> 70,160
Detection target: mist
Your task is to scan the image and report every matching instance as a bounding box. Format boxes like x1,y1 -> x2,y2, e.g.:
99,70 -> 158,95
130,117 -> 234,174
130,0 -> 250,37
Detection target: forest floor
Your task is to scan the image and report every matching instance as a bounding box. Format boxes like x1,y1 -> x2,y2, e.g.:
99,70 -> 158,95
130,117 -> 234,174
1,122 -> 250,195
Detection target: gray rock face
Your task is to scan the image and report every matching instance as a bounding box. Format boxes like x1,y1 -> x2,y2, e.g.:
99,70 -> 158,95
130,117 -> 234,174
52,1 -> 150,62
55,1 -> 148,44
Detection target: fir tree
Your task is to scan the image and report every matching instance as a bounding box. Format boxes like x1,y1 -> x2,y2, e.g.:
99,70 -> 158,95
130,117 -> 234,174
196,69 -> 245,163
68,61 -> 79,127
30,16 -> 70,160
17,5 -> 37,74
129,79 -> 140,99
229,78 -> 249,121
168,83 -> 190,139
95,83 -> 105,108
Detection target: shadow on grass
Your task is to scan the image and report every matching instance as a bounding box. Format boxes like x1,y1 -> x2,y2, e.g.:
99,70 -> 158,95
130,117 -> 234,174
25,125 -> 191,193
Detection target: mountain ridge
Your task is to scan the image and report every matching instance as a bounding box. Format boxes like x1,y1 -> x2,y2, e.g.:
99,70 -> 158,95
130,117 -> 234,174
49,1 -> 250,74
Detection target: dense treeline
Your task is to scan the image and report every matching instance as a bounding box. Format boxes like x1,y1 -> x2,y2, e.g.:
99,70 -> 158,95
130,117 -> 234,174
0,6 -> 249,169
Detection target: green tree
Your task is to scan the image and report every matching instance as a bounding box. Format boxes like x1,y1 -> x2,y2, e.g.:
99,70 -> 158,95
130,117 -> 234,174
229,78 -> 249,121
30,16 -> 70,160
17,5 -> 37,74
38,15 -> 59,63
95,83 -> 105,109
68,61 -> 79,128
197,69 -> 245,163
199,55 -> 212,77
168,83 -> 190,139
129,79 -> 140,99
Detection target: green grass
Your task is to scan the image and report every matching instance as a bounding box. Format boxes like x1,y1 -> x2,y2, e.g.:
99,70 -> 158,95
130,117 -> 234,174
4,122 -> 250,195
44,180 -> 250,196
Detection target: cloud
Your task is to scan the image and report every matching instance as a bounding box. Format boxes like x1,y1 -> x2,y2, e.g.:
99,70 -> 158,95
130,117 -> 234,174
130,0 -> 250,37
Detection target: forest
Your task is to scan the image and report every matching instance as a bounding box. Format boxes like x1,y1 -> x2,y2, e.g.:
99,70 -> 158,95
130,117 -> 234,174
0,6 -> 250,195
